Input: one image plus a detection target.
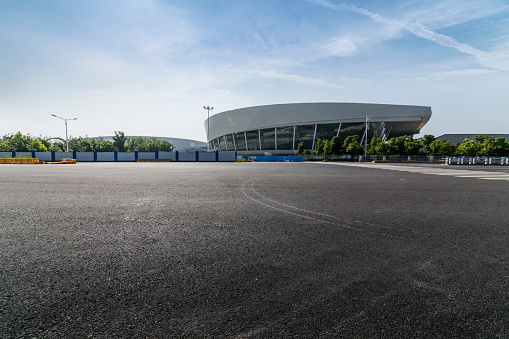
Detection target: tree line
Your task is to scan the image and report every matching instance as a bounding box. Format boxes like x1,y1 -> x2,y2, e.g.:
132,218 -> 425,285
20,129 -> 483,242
0,131 -> 174,152
297,134 -> 509,157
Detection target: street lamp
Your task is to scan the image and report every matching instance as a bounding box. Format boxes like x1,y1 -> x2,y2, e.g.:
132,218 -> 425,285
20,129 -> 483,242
364,115 -> 373,161
203,106 -> 213,151
51,114 -> 77,152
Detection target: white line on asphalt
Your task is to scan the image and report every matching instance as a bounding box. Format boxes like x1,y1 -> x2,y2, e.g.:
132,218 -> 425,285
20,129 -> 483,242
314,162 -> 509,181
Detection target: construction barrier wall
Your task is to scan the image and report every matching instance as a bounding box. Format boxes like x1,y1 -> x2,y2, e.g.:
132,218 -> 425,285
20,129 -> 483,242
3,151 -> 237,162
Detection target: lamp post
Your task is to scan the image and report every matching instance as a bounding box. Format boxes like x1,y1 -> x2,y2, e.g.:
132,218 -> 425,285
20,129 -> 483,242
203,106 -> 213,151
364,115 -> 372,161
51,114 -> 77,152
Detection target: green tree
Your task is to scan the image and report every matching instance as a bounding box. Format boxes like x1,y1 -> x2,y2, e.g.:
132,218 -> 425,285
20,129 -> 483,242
158,140 -> 174,152
457,139 -> 478,156
77,138 -> 96,152
404,137 -> 421,155
422,135 -> 435,153
343,135 -> 362,156
428,139 -> 456,156
126,136 -> 144,151
314,138 -> 324,154
0,139 -> 8,151
113,131 -> 127,152
330,136 -> 342,155
374,141 -> 391,155
323,139 -> 332,155
368,137 -> 382,155
7,132 -> 31,151
31,139 -> 48,152
297,141 -> 304,155
98,140 -> 115,152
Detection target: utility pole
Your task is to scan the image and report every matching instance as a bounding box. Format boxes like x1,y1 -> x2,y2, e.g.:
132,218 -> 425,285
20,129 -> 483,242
364,116 -> 372,161
51,114 -> 77,152
203,106 -> 213,151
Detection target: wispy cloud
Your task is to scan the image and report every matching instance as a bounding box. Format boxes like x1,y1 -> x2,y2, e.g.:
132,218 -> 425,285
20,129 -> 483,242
246,69 -> 347,90
308,0 -> 507,69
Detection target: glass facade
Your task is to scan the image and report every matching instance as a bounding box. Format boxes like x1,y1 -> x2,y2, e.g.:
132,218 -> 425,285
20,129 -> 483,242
260,128 -> 275,150
338,122 -> 365,140
295,125 -> 315,150
234,132 -> 247,151
225,134 -> 234,151
210,121 -> 390,152
315,123 -> 340,141
245,130 -> 260,151
276,126 -> 294,150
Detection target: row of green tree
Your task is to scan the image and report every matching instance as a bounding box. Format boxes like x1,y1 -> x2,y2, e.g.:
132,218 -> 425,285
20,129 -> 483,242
0,131 -> 174,152
296,134 -> 509,157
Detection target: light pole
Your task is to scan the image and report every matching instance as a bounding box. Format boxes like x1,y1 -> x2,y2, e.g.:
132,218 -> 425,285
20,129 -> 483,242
51,114 -> 77,152
364,115 -> 372,161
203,106 -> 213,151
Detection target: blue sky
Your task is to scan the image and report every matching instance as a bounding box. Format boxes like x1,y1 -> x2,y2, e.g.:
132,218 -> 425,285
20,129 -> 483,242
1,0 -> 508,141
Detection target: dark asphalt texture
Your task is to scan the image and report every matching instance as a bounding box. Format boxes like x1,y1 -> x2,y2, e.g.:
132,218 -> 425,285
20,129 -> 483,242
1,162 -> 508,338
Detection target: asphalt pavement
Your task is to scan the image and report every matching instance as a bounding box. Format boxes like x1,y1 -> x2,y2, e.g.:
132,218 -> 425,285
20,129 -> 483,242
1,162 -> 508,338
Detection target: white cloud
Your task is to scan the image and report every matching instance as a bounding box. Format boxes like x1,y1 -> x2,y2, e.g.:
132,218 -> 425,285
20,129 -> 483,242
323,37 -> 358,56
309,0 -> 508,70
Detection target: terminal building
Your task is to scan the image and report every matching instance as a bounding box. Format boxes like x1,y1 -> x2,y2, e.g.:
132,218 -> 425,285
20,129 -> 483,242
204,103 -> 432,154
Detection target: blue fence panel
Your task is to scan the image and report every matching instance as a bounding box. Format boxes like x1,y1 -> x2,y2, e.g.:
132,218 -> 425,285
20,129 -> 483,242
138,152 -> 156,160
198,152 -> 216,162
117,152 -> 136,162
178,152 -> 197,162
54,152 -> 73,161
34,152 -> 52,161
0,152 -> 13,158
97,152 -> 115,162
218,152 -> 236,162
76,152 -> 95,162
14,152 -> 32,158
158,151 -> 177,161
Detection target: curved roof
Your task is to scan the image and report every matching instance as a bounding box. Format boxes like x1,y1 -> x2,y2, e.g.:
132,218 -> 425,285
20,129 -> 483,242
204,102 -> 431,141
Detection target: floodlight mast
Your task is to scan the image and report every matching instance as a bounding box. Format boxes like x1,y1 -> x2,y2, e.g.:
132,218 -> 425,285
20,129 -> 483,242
203,106 -> 214,151
364,115 -> 372,160
51,114 -> 78,152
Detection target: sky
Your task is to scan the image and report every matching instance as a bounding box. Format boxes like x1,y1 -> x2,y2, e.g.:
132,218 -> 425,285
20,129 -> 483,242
1,0 -> 508,142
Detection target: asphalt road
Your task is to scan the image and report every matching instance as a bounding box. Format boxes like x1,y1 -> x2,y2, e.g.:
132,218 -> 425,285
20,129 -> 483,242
1,162 -> 508,338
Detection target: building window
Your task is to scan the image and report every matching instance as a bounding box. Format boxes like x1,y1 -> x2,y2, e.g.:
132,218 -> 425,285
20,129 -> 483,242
234,132 -> 247,151
245,130 -> 260,151
260,128 -> 275,150
225,134 -> 234,151
276,126 -> 294,150
295,125 -> 315,150
219,136 -> 226,151
316,123 -> 340,141
338,122 -> 365,140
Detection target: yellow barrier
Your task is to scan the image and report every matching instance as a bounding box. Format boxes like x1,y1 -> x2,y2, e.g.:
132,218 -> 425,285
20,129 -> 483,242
0,158 -> 38,164
235,159 -> 246,162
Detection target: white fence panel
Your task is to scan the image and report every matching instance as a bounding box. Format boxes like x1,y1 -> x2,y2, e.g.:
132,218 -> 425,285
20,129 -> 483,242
0,152 -> 12,158
97,152 -> 115,162
199,152 -> 216,162
117,152 -> 135,162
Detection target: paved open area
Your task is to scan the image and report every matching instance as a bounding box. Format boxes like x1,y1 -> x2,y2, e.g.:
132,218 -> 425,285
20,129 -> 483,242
1,162 -> 508,337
